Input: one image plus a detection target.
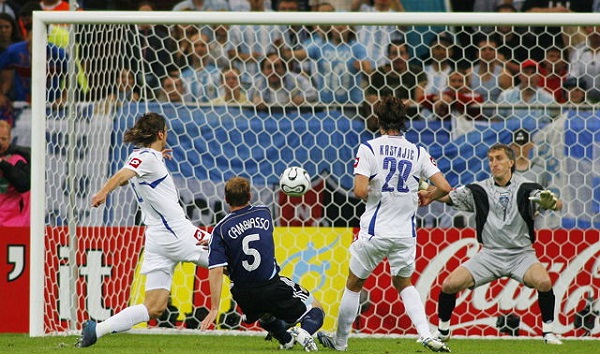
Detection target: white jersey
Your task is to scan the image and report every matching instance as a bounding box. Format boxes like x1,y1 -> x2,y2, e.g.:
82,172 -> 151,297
354,134 -> 440,238
123,148 -> 193,235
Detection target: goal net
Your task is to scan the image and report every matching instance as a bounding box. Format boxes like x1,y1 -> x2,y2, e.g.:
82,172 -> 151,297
29,10 -> 600,339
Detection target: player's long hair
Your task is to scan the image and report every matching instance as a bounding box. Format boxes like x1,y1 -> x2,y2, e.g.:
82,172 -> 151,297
225,177 -> 251,207
124,112 -> 167,147
374,96 -> 407,133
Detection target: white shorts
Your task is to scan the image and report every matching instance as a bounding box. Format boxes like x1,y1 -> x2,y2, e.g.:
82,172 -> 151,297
141,225 -> 209,278
349,233 -> 416,279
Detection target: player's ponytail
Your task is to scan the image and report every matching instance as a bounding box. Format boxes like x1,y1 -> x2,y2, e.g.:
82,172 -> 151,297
124,112 -> 167,147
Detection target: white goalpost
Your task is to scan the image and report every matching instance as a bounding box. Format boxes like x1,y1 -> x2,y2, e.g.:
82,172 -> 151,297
29,10 -> 600,339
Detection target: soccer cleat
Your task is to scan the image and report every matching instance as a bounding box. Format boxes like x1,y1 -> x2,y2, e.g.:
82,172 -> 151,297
434,328 -> 451,342
543,332 -> 563,345
316,331 -> 346,351
75,320 -> 98,348
422,337 -> 451,352
290,327 -> 318,352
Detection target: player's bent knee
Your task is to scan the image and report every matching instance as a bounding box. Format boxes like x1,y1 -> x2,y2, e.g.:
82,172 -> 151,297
536,280 -> 553,293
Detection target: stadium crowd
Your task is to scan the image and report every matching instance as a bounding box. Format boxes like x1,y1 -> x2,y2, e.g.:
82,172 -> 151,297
0,0 -> 598,126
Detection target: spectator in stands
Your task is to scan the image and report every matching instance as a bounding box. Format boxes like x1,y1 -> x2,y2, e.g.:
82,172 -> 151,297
521,0 -> 593,61
170,22 -> 199,70
510,128 -> 559,229
209,66 -> 251,105
40,0 -> 70,11
318,0 -> 352,11
497,59 -> 556,122
489,4 -> 535,78
15,1 -> 36,54
365,39 -> 425,112
275,0 -> 313,74
421,70 -> 483,123
351,0 -> 405,67
311,2 -> 336,41
208,24 -> 230,69
468,37 -> 512,104
181,32 -> 221,103
568,25 -> 600,103
156,71 -> 191,103
422,32 -> 456,99
283,24 -> 372,105
511,128 -> 550,187
469,0 -> 525,13
249,52 -> 316,109
0,11 -> 66,107
0,120 -> 30,227
125,1 -> 176,100
0,1 -> 19,20
227,0 -> 282,89
539,46 -> 568,103
563,77 -> 587,104
172,0 -> 229,11
0,13 -> 20,54
105,68 -> 140,104
230,0 -> 273,12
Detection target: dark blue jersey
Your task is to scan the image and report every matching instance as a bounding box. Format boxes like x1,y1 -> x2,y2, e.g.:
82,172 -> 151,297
208,204 -> 280,286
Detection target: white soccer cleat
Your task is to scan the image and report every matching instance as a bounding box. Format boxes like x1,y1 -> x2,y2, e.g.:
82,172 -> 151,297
422,337 -> 451,352
543,332 -> 563,345
290,327 -> 318,352
316,332 -> 346,351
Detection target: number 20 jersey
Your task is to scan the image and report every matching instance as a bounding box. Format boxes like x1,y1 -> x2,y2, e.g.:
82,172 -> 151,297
354,134 -> 440,238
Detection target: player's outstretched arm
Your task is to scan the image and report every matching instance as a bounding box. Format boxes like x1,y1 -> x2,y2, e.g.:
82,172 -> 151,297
419,172 -> 452,206
91,168 -> 137,207
201,267 -> 225,330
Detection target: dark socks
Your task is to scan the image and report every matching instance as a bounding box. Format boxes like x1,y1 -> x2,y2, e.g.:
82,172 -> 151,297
259,317 -> 292,345
538,289 -> 555,323
438,291 -> 457,322
300,307 -> 325,335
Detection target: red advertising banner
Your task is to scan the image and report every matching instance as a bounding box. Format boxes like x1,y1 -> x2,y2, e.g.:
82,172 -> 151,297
0,227 -> 29,333
2,227 -> 598,338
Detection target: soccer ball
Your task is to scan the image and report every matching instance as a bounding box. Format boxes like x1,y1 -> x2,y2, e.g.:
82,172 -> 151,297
279,166 -> 311,197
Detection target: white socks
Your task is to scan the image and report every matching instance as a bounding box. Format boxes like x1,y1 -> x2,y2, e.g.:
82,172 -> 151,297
335,288 -> 360,347
438,320 -> 450,332
542,321 -> 555,334
400,286 -> 432,338
95,304 -> 150,338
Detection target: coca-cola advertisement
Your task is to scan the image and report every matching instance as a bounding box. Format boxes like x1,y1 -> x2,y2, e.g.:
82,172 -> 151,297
2,227 -> 598,337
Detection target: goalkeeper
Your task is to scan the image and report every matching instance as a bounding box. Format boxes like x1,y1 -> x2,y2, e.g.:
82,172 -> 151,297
419,143 -> 563,345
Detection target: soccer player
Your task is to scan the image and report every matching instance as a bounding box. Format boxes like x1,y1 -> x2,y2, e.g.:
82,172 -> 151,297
76,112 -> 209,347
317,96 -> 452,352
421,143 -> 564,345
200,176 -> 324,352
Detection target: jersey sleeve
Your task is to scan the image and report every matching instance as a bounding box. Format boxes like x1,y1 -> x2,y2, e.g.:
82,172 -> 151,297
418,147 -> 442,179
122,151 -> 159,178
448,186 -> 475,212
207,228 -> 228,269
354,143 -> 375,178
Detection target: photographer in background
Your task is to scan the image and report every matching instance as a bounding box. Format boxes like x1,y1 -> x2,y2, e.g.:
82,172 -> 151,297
0,119 -> 30,226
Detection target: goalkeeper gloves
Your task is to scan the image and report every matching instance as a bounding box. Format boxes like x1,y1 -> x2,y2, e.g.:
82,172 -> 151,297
529,190 -> 558,210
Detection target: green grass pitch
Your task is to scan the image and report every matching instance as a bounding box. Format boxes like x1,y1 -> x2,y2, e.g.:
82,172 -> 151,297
1,333 -> 596,354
